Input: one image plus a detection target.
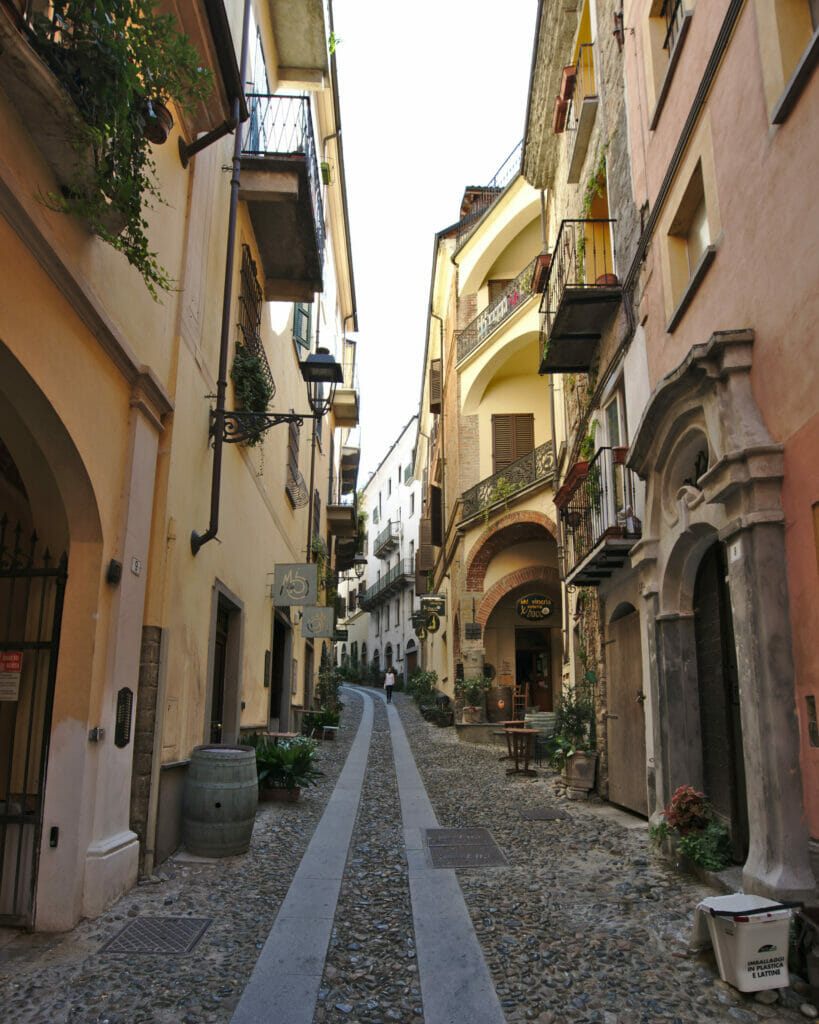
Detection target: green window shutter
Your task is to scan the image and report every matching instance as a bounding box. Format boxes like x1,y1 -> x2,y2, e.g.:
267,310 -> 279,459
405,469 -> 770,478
293,303 -> 312,349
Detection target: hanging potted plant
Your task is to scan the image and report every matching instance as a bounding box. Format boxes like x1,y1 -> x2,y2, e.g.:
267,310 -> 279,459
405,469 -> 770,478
29,0 -> 212,297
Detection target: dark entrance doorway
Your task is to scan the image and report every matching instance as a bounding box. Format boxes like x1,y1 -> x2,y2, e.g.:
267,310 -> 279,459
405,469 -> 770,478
210,604 -> 229,743
694,542 -> 749,860
514,628 -> 552,711
0,521 -> 68,926
606,607 -> 648,816
269,611 -> 291,730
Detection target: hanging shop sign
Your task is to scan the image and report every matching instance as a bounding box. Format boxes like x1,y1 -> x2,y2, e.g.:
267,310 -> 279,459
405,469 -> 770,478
411,611 -> 427,628
516,594 -> 554,621
421,595 -> 446,616
425,611 -> 441,634
333,628 -> 349,641
301,606 -> 335,638
0,651 -> 23,701
272,563 -> 318,606
415,623 -> 427,640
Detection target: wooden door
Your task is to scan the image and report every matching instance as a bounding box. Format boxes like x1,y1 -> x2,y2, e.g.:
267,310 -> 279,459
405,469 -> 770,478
606,610 -> 648,815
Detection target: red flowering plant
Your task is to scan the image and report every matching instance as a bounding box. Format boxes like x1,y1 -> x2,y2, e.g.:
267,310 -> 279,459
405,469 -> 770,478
649,784 -> 732,871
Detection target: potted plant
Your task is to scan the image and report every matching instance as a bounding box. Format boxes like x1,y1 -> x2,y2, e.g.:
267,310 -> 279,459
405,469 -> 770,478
548,685 -> 597,799
456,675 -> 490,724
649,785 -> 733,872
245,735 -> 323,802
29,0 -> 212,297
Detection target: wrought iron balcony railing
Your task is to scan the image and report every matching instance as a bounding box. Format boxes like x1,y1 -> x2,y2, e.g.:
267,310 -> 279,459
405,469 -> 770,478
457,256 -> 539,364
242,93 -> 325,262
456,140 -> 522,246
566,43 -> 596,132
556,447 -> 641,584
373,520 -> 399,559
461,442 -> 555,521
358,558 -> 414,610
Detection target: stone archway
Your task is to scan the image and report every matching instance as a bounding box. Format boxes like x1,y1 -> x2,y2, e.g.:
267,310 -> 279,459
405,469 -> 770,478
477,565 -> 560,626
466,510 -> 558,592
628,330 -> 814,900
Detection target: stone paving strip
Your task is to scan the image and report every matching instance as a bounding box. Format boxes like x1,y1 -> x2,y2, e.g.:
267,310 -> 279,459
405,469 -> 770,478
1,688 -> 817,1024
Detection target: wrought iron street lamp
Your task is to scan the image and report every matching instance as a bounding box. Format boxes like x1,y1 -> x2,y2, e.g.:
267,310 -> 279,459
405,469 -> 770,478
212,348 -> 343,444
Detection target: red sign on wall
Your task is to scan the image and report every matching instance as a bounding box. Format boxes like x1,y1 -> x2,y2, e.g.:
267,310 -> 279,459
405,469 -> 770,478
0,651 -> 23,701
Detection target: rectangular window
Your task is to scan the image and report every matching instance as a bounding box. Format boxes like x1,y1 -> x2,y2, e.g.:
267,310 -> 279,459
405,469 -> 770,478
645,0 -> 693,128
410,493 -> 415,517
604,390 -> 627,448
491,413 -> 535,473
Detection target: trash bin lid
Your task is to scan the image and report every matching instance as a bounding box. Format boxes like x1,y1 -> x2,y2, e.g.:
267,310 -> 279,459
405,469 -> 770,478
698,893 -> 791,919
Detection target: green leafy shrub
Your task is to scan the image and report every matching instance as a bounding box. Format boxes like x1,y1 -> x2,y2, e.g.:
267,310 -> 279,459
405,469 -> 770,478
677,819 -> 733,871
455,675 -> 489,708
407,668 -> 438,708
649,784 -> 732,872
553,685 -> 595,749
244,734 -> 323,793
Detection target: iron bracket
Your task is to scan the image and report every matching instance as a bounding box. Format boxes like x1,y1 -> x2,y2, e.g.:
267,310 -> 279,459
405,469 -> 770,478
210,408 -> 315,445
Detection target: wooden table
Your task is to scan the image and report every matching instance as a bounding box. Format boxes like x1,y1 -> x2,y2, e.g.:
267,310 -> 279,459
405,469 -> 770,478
505,728 -> 538,776
495,720 -> 525,761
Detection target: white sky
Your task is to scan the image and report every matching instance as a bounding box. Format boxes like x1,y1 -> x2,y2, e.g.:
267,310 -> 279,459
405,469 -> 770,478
331,0 -> 539,481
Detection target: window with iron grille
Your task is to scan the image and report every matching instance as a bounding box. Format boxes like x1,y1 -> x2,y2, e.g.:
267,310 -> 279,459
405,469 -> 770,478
238,245 -> 275,397
491,414 -> 534,474
285,418 -> 300,507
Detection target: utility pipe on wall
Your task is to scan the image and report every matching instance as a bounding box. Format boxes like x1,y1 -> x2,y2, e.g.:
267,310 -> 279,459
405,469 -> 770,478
191,0 -> 252,556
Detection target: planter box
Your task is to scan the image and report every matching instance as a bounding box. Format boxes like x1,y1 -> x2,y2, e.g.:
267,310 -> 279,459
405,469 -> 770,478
260,786 -> 300,802
562,751 -> 597,800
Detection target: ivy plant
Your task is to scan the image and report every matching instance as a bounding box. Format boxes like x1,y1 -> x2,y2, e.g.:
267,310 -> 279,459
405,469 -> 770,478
30,0 -> 212,297
230,345 -> 274,446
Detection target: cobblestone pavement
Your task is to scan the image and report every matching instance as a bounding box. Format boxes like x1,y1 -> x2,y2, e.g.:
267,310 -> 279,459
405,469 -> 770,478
1,688 -> 816,1024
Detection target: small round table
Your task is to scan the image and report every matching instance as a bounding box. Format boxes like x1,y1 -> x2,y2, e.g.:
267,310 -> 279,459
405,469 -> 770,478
505,728 -> 537,776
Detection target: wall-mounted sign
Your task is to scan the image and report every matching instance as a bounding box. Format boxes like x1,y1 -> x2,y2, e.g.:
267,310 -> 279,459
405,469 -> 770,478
272,563 -> 318,606
421,595 -> 446,616
301,606 -> 335,638
334,628 -> 349,641
516,594 -> 554,620
0,651 -> 23,701
464,622 -> 482,640
426,612 -> 441,633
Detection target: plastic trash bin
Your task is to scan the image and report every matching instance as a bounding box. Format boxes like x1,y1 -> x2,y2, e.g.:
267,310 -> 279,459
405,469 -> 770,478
691,893 -> 801,992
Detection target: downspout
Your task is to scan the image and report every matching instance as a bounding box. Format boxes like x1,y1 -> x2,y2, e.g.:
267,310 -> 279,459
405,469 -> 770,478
190,0 -> 253,555
430,312 -> 445,583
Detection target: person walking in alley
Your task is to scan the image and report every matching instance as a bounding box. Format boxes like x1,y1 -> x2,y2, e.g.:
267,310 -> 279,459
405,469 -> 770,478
384,665 -> 395,702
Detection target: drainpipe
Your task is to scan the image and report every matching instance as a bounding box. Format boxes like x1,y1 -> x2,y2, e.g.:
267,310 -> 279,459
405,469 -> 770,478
190,0 -> 253,556
430,312 -> 445,579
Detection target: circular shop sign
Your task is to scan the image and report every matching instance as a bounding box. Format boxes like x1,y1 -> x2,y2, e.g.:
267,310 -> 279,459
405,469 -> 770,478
516,594 -> 553,620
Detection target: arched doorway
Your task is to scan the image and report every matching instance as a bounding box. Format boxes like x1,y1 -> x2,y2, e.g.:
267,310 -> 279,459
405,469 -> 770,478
606,603 -> 647,816
405,639 -> 418,677
694,542 -> 748,859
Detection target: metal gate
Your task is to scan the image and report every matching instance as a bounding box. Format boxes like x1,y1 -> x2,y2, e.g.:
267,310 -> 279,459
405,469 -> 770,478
0,518 -> 68,927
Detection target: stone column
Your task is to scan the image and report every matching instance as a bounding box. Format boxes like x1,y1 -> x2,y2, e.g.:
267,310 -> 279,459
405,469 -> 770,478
723,520 -> 816,901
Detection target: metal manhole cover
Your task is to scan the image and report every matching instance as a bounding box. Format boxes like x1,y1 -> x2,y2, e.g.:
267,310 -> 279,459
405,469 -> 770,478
100,916 -> 212,954
520,808 -> 571,821
425,828 -> 507,868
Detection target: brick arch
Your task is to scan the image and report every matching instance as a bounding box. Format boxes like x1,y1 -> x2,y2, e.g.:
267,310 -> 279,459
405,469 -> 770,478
466,510 -> 558,591
477,565 -> 560,626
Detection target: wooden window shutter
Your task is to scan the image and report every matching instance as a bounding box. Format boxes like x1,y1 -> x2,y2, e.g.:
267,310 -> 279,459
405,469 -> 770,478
293,302 -> 311,349
415,551 -> 430,595
492,413 -> 534,473
429,485 -> 443,547
429,359 -> 442,413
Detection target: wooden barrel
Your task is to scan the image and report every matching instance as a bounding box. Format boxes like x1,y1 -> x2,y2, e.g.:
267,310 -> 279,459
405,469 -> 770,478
182,745 -> 258,857
486,685 -> 513,723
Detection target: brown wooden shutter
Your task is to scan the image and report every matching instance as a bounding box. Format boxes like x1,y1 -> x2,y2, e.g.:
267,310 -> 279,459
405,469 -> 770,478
492,414 -> 534,473
429,485 -> 443,547
415,551 -> 429,595
429,359 -> 442,413
417,517 -> 434,571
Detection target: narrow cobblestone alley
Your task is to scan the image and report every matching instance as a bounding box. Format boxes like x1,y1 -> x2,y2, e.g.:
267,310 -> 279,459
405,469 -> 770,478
1,689 -> 815,1024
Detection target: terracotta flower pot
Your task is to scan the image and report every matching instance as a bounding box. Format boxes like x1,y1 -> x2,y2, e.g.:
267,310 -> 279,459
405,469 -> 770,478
260,786 -> 300,803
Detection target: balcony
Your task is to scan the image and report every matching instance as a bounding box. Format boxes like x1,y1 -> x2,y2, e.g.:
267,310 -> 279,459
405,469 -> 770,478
358,559 -> 414,611
539,219 -> 621,374
461,442 -> 555,522
240,94 -> 325,302
455,140 -> 522,247
555,447 -> 642,586
326,502 -> 356,537
566,43 -> 598,184
340,445 -> 360,495
332,347 -> 359,428
456,256 -> 539,364
373,520 -> 400,559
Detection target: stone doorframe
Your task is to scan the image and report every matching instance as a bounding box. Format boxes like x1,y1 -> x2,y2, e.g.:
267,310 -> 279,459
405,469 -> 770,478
627,329 -> 815,901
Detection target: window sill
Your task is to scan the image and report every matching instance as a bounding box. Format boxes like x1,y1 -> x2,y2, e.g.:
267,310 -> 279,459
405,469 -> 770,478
666,243 -> 717,334
649,11 -> 693,132
772,25 -> 819,125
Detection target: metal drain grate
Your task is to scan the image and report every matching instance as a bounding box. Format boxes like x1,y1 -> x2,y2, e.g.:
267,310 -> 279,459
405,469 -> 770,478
100,916 -> 212,954
520,807 -> 571,821
425,827 -> 507,868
